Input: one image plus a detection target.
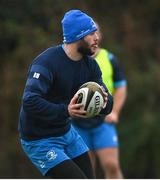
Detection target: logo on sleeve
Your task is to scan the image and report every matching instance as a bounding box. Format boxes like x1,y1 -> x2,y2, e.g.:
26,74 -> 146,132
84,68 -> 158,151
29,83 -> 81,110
33,72 -> 40,79
46,149 -> 57,161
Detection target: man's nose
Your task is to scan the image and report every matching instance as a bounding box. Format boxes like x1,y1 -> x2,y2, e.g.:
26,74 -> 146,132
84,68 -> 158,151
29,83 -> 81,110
94,32 -> 99,41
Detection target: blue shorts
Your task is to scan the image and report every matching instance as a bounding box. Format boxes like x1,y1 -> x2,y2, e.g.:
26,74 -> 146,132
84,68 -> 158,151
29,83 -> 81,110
73,122 -> 119,151
20,126 -> 88,175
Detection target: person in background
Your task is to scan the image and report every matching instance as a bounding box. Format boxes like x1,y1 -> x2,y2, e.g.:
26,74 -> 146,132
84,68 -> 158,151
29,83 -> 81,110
73,23 -> 127,179
18,10 -> 113,179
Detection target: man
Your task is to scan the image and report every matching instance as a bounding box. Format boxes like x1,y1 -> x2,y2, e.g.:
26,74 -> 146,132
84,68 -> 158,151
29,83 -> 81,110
18,10 -> 113,179
73,24 -> 127,178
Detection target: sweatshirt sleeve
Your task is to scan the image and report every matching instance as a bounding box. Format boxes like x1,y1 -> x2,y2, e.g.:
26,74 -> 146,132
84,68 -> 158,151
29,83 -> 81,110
22,63 -> 69,122
92,58 -> 113,115
100,92 -> 113,115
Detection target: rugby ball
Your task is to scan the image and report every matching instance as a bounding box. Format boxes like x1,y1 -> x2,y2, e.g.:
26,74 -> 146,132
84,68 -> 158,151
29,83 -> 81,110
76,81 -> 105,118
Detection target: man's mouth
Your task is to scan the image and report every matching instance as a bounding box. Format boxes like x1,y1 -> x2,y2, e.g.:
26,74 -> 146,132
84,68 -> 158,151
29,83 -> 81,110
92,44 -> 98,48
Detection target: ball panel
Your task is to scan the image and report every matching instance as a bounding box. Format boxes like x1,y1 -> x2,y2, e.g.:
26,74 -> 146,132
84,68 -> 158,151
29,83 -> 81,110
85,88 -> 94,111
76,87 -> 88,108
86,91 -> 104,117
80,81 -> 104,97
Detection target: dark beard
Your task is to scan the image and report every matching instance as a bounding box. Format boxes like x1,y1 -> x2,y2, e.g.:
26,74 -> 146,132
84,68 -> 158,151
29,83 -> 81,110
77,39 -> 94,56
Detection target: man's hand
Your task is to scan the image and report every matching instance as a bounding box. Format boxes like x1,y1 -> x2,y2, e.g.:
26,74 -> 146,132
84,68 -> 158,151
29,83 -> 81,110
68,94 -> 87,118
104,111 -> 119,124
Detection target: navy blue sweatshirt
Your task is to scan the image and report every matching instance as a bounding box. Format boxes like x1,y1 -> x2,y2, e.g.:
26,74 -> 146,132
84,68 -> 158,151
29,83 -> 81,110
18,45 -> 113,140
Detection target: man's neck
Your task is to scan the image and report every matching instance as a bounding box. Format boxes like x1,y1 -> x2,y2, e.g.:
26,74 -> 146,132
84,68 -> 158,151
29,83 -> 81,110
63,43 -> 82,61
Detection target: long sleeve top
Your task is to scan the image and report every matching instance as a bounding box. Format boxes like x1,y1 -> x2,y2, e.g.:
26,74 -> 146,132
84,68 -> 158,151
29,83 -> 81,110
18,45 -> 113,140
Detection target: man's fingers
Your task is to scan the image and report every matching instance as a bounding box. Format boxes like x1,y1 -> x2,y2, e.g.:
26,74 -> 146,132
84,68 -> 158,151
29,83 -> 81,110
72,109 -> 87,115
74,103 -> 84,109
103,91 -> 108,97
70,94 -> 78,105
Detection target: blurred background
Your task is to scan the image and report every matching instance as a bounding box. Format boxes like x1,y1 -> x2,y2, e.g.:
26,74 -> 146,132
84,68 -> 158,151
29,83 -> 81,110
0,0 -> 160,178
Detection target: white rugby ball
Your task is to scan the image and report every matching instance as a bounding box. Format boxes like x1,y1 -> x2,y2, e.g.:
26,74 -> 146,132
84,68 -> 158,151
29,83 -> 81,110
76,81 -> 105,118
